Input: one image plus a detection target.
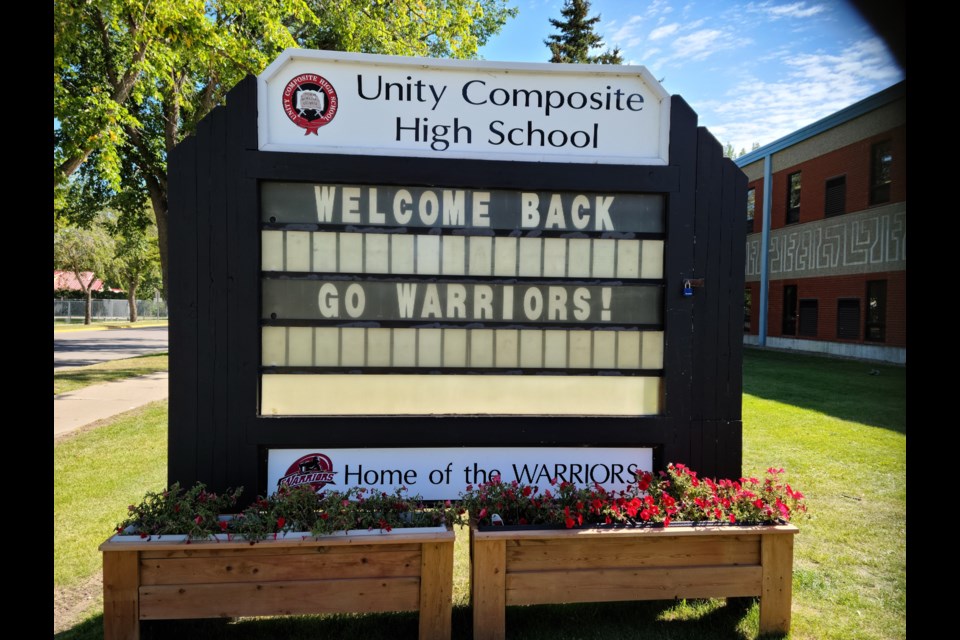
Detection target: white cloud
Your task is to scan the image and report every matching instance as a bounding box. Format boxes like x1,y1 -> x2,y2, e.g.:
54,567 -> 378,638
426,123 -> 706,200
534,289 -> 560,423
749,2 -> 827,20
649,23 -> 680,41
673,29 -> 725,60
698,37 -> 903,152
609,15 -> 643,46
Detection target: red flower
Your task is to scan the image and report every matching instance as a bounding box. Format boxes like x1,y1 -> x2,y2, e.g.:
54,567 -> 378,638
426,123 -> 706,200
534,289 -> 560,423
522,486 -> 532,497
276,516 -> 286,530
219,521 -> 228,532
194,516 -> 203,525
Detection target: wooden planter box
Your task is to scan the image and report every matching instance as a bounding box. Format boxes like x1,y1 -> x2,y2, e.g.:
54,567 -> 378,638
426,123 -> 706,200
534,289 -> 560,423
470,523 -> 797,640
100,526 -> 454,640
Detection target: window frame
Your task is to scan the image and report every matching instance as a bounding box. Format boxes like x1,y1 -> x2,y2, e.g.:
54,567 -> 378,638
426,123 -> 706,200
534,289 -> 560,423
824,175 -> 846,218
782,284 -> 798,336
836,298 -> 861,340
869,140 -> 892,205
786,171 -> 801,224
865,280 -> 887,342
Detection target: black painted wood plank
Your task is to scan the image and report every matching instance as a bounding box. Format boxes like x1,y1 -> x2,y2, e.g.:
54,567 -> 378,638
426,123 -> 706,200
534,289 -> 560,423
663,96 -> 698,448
701,132 -> 724,422
226,76 -> 263,495
700,420 -> 718,478
167,135 -> 199,487
207,104 -> 231,492
726,160 -> 748,421
192,113 -> 216,488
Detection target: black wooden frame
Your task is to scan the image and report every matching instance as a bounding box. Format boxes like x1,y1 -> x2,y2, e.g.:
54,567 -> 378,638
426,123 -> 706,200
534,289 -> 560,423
169,76 -> 746,496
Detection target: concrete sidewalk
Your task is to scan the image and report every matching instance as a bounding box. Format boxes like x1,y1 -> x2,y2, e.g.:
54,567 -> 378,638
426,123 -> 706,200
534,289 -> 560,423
54,372 -> 169,439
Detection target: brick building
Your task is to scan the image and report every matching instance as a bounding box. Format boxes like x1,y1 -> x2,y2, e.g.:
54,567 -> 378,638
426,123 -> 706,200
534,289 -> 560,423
736,81 -> 905,364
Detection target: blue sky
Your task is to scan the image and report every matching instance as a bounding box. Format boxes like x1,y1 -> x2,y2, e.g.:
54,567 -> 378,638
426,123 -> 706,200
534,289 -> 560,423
478,0 -> 904,153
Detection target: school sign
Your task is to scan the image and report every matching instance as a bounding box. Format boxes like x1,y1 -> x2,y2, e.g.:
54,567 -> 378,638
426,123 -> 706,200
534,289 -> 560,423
168,50 -> 746,499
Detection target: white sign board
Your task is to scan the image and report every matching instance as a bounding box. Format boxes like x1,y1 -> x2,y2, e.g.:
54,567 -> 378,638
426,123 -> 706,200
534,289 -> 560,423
258,49 -> 670,165
268,447 -> 654,500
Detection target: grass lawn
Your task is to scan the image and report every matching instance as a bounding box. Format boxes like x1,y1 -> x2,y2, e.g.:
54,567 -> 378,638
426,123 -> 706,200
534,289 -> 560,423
54,348 -> 905,639
54,353 -> 169,396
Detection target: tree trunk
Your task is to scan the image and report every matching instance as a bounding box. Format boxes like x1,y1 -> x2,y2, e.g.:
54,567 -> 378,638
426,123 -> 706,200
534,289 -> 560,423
85,288 -> 92,325
146,176 -> 169,300
127,282 -> 139,323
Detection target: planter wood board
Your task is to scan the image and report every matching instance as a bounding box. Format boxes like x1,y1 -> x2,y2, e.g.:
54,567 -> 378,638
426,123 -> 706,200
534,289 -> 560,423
100,527 -> 454,640
470,523 -> 797,639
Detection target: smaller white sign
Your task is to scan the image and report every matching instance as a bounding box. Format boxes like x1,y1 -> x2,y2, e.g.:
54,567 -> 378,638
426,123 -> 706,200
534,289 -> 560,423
258,49 -> 670,165
268,447 -> 654,501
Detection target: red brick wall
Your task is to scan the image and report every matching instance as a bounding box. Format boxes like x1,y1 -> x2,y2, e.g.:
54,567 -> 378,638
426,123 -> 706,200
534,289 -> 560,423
746,124 -> 906,233
763,271 -> 905,347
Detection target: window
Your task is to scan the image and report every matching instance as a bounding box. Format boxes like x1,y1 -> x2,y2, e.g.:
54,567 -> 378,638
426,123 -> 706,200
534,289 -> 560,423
782,285 -> 797,336
798,299 -> 818,337
824,176 -> 846,217
744,287 -> 752,333
786,172 -> 801,224
746,188 -> 756,234
870,141 -> 892,205
865,280 -> 887,341
837,299 -> 860,339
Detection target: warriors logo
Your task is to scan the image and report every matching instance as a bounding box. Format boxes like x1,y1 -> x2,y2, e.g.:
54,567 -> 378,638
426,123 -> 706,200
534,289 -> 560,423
282,74 -> 338,135
278,453 -> 337,492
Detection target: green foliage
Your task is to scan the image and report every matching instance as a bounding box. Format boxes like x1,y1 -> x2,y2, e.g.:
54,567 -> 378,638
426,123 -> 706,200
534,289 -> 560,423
545,0 -> 622,64
116,482 -> 455,543
116,482 -> 244,540
55,1 -> 518,297
53,226 -> 116,293
297,1 -> 518,59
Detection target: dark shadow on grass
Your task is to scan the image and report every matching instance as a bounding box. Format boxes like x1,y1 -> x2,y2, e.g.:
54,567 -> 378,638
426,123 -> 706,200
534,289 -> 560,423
502,597 -> 757,639
53,599 -> 771,640
54,614 -> 103,640
743,347 -> 906,434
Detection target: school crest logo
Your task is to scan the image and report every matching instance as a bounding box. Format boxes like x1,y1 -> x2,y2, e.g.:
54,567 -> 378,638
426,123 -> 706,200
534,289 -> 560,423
278,453 -> 338,492
282,74 -> 338,135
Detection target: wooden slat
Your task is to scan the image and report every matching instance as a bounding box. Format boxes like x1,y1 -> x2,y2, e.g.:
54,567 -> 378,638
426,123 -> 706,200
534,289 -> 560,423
207,104 -> 230,490
167,133 -> 198,487
759,530 -> 795,634
506,565 -> 762,606
506,534 -> 760,571
141,548 -> 421,585
102,550 -> 140,640
192,113 -> 215,487
418,540 -> 454,640
691,127 -> 720,423
139,577 -> 420,619
471,538 -> 506,640
472,524 -> 797,542
108,530 -> 453,553
224,74 -> 260,494
138,541 -> 422,559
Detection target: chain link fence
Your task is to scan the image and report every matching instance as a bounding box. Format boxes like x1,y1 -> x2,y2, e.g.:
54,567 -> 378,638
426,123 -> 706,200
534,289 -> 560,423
54,299 -> 168,323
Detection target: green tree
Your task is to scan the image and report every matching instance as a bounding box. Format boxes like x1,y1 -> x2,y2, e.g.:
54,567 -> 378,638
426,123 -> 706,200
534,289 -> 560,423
545,0 -> 622,64
54,226 -> 116,325
55,0 -> 517,297
108,225 -> 162,322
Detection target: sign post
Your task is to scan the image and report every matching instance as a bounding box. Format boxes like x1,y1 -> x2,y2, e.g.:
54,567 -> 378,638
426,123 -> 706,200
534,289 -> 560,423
168,49 -> 746,498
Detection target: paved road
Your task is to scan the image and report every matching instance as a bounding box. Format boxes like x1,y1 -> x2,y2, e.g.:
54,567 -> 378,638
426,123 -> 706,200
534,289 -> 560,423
53,327 -> 169,368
